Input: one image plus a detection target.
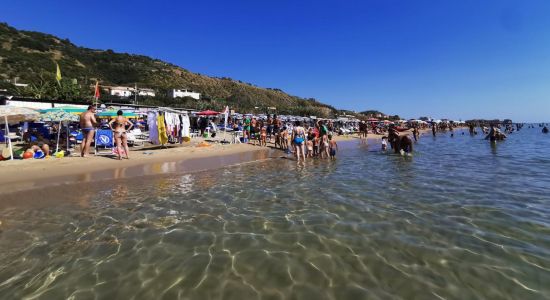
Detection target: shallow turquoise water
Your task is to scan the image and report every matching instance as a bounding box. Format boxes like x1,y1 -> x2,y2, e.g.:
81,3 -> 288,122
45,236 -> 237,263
0,127 -> 549,299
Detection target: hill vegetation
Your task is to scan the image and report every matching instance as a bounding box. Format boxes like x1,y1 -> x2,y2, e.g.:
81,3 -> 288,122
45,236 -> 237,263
0,22 -> 338,117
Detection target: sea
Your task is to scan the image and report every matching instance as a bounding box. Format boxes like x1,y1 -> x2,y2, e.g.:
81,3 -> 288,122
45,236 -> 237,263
0,127 -> 549,300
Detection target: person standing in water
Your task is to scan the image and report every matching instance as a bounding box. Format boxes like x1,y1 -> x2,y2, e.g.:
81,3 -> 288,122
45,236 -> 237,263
292,121 -> 306,162
432,123 -> 437,137
109,110 -> 133,160
328,135 -> 338,159
412,126 -> 419,141
79,105 -> 98,157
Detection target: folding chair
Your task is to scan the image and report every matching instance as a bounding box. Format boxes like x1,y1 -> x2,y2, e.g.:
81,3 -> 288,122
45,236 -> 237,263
95,129 -> 114,155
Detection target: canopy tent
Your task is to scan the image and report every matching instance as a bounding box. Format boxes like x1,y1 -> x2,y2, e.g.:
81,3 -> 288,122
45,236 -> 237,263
196,110 -> 220,116
0,106 -> 39,160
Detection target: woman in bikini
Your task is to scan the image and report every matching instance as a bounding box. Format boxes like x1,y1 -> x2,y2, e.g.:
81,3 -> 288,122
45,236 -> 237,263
109,110 -> 133,160
291,121 -> 306,162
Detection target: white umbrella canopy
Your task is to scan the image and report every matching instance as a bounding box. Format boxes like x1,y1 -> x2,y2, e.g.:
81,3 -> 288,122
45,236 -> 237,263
0,106 -> 39,124
0,106 -> 39,160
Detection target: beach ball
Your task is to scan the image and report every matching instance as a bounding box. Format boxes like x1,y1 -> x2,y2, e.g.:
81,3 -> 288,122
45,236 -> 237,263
23,151 -> 34,159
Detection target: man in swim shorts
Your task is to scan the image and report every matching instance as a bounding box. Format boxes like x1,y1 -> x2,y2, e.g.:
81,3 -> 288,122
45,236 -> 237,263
79,105 -> 97,157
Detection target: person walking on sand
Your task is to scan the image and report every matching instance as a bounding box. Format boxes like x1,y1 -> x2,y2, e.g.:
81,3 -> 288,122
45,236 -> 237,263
80,105 -> 98,157
109,110 -> 133,160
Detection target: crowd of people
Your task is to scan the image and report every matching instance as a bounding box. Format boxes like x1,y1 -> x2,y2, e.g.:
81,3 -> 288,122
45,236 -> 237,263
6,104 -> 548,162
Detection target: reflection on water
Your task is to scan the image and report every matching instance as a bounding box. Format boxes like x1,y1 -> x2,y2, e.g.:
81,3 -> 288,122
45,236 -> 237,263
0,128 -> 550,299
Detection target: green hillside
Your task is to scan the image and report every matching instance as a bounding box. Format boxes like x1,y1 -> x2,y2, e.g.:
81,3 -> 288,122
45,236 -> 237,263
0,22 -> 337,117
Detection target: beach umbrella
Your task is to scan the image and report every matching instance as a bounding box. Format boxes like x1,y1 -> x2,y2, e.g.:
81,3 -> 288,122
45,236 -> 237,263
97,110 -> 138,118
196,110 -> 220,116
40,106 -> 86,114
39,110 -> 80,153
0,106 -> 39,160
367,118 -> 379,122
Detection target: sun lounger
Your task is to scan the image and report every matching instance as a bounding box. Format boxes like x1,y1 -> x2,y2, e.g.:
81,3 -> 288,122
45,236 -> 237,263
127,128 -> 147,146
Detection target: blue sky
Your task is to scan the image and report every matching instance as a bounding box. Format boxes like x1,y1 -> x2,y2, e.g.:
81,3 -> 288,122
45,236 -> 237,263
2,0 -> 550,121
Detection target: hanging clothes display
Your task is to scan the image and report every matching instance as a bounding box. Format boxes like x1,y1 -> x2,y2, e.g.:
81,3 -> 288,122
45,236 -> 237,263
181,114 -> 190,137
157,113 -> 168,145
147,111 -> 159,144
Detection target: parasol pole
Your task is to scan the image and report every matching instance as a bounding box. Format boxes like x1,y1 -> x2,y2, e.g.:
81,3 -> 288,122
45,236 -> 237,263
5,115 -> 14,160
56,120 -> 62,153
66,122 -> 70,153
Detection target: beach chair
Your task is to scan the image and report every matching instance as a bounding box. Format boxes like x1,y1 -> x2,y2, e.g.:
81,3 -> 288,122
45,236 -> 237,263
95,129 -> 114,155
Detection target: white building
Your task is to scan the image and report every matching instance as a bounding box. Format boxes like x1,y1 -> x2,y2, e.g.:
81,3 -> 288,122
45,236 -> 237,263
107,86 -> 156,97
138,88 -> 156,97
169,89 -> 200,100
108,86 -> 134,98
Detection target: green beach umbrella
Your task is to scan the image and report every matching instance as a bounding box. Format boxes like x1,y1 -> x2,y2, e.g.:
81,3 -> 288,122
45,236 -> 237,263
39,106 -> 86,114
98,110 -> 138,118
39,110 -> 80,153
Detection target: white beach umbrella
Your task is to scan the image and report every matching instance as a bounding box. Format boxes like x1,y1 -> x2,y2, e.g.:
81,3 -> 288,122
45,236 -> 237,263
0,106 -> 39,160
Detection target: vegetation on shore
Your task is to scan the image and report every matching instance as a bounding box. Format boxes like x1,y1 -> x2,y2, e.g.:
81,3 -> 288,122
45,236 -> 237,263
0,22 -> 342,117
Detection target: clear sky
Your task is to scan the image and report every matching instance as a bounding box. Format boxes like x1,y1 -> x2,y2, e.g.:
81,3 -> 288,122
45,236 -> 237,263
2,0 -> 550,121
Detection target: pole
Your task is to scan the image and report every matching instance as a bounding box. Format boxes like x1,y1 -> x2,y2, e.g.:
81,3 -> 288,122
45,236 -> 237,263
5,115 -> 13,160
66,122 -> 70,153
56,120 -> 62,153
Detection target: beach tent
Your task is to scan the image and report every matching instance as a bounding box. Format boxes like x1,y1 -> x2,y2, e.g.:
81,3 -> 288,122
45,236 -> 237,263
0,106 -> 39,160
196,110 -> 220,116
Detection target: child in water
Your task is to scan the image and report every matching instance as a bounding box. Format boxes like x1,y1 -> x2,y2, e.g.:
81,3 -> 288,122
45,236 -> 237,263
328,135 -> 338,159
306,138 -> 313,158
381,136 -> 388,151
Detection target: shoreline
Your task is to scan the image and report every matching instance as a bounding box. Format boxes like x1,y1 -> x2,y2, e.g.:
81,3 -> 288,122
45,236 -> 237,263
0,132 -> 413,196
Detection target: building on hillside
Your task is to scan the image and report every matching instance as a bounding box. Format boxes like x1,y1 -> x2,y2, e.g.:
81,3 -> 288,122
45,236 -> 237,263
138,88 -> 156,97
108,86 -> 134,97
105,86 -> 156,97
169,89 -> 200,100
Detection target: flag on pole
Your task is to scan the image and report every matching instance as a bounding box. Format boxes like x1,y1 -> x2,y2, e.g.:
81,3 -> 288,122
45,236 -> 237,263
55,63 -> 62,83
94,81 -> 100,99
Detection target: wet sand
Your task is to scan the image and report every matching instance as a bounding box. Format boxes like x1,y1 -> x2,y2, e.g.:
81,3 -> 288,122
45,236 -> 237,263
0,132 -> 408,196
